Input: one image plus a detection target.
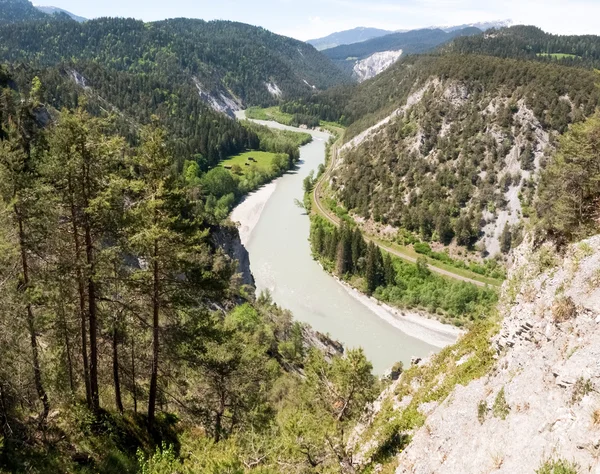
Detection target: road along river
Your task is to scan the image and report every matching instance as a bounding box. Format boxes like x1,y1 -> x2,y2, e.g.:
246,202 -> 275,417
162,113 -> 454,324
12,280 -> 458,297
230,111 -> 461,373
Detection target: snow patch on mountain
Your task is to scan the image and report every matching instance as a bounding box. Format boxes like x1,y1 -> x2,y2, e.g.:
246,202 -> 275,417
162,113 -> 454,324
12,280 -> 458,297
353,50 -> 403,82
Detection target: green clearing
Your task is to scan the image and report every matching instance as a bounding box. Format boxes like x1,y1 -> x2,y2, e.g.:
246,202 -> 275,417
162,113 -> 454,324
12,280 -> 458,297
246,106 -> 294,125
537,52 -> 580,59
220,150 -> 278,176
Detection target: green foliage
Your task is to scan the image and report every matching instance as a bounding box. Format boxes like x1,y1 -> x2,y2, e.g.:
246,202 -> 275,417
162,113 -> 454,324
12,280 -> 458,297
536,458 -> 580,474
477,400 -> 488,424
138,443 -> 182,474
451,25 -> 600,70
492,387 -> 510,420
570,377 -> 593,405
310,215 -> 498,325
0,16 -> 349,106
536,114 -> 600,244
0,0 -> 49,24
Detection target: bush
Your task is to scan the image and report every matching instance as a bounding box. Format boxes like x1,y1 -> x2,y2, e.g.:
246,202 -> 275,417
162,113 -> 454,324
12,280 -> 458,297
492,387 -> 510,420
477,400 -> 488,424
536,458 -> 579,474
413,242 -> 432,255
570,377 -> 593,405
552,296 -> 577,323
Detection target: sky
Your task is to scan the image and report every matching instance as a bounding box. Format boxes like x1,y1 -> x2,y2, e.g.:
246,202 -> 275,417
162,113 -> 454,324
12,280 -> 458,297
34,0 -> 600,41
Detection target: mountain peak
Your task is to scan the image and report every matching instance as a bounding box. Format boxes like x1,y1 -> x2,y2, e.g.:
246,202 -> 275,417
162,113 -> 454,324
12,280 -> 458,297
34,5 -> 87,22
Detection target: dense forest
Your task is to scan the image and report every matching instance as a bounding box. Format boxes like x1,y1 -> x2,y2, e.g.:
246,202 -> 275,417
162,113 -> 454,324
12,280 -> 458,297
0,0 -> 50,24
0,65 -> 382,474
448,25 -> 600,69
7,62 -> 258,171
280,51 -> 600,134
309,217 -> 498,326
287,51 -> 600,256
0,4 -> 350,105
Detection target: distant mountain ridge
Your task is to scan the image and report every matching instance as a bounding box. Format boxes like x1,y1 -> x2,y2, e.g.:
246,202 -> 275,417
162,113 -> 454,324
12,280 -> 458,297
437,19 -> 512,32
307,27 -> 392,51
0,0 -> 49,24
0,12 -> 350,107
307,20 -> 512,52
35,5 -> 87,22
323,27 -> 482,80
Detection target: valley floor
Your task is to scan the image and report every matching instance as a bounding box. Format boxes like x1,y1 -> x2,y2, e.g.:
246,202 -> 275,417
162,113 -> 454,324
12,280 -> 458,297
229,163 -> 461,349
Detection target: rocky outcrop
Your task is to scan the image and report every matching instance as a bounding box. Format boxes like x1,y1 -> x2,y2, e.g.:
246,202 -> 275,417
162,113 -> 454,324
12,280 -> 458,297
352,50 -> 403,82
212,225 -> 254,287
352,234 -> 600,473
192,77 -> 242,118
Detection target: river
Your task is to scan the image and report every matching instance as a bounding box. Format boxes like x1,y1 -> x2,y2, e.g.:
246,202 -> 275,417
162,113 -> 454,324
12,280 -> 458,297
231,111 -> 454,373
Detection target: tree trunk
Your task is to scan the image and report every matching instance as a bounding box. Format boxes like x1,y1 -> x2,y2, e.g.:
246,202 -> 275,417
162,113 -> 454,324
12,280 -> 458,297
80,158 -> 100,414
131,334 -> 137,414
84,220 -> 99,413
147,239 -> 160,429
69,179 -> 91,407
59,295 -> 75,395
112,324 -> 123,414
16,208 -> 49,422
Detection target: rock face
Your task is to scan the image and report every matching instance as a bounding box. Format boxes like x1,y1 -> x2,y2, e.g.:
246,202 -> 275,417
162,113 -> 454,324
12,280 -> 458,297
352,50 -> 403,82
212,225 -> 254,287
391,235 -> 600,473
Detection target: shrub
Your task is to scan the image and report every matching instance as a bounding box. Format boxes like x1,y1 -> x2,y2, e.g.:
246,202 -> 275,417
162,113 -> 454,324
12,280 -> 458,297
492,387 -> 510,420
536,458 -> 579,474
591,408 -> 600,426
477,400 -> 488,424
413,242 -> 432,255
552,296 -> 577,323
138,443 -> 182,474
570,377 -> 593,405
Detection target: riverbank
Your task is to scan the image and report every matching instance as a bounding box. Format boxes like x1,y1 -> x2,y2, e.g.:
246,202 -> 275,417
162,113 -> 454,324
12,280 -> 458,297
231,109 -> 440,373
231,182 -> 462,349
336,279 -> 463,348
230,181 -> 277,246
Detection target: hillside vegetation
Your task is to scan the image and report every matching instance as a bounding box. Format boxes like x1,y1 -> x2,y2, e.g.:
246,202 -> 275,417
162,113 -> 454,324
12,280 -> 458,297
0,0 -> 350,106
296,52 -> 600,260
0,66 -> 379,474
449,25 -> 600,69
0,0 -> 49,24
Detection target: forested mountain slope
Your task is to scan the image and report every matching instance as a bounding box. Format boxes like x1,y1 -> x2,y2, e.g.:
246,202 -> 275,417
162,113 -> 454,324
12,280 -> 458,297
330,54 -> 599,256
0,1 -> 352,171
292,49 -> 600,260
448,25 -> 600,69
0,0 -> 49,24
0,2 -> 350,107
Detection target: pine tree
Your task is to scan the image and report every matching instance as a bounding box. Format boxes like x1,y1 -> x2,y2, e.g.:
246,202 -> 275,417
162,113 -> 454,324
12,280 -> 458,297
46,107 -> 125,412
0,104 -> 50,422
500,223 -> 512,254
365,242 -> 383,295
383,253 -> 395,286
